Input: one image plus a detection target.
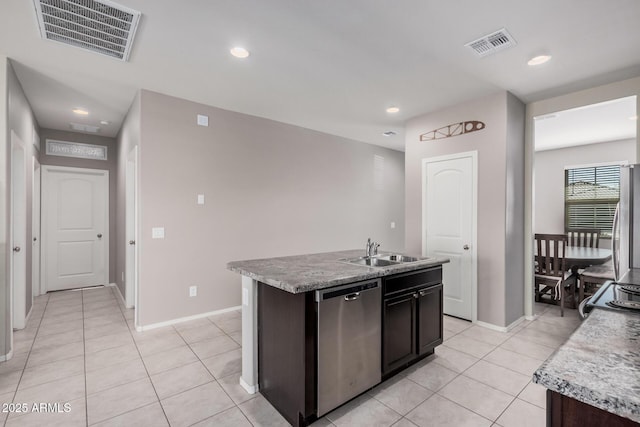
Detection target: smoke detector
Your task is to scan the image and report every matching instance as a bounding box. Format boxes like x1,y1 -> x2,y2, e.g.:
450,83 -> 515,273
32,0 -> 141,61
465,28 -> 517,57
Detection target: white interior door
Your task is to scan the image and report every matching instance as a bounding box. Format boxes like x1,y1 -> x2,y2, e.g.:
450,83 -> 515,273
32,158 -> 41,297
11,131 -> 27,329
43,166 -> 109,292
423,152 -> 477,321
125,146 -> 138,309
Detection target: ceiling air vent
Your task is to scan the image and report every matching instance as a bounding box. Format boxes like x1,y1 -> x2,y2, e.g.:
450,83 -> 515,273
465,28 -> 516,57
32,0 -> 141,61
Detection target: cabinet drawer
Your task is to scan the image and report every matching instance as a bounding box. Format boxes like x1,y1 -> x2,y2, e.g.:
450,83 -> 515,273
383,268 -> 442,297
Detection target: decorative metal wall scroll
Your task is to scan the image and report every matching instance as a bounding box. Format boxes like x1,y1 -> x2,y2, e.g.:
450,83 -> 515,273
419,121 -> 486,141
46,139 -> 108,160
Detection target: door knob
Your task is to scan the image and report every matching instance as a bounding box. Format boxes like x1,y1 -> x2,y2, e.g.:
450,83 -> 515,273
463,244 -> 470,250
129,240 -> 136,245
13,246 -> 21,252
33,237 -> 37,242
97,234 -> 103,238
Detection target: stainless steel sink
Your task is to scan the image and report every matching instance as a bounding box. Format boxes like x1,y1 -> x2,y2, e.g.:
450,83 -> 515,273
345,257 -> 398,267
375,254 -> 425,263
341,253 -> 430,268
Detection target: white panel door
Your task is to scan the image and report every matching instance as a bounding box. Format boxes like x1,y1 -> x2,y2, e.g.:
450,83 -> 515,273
423,152 -> 476,320
11,132 -> 27,329
125,146 -> 138,309
32,159 -> 41,297
43,166 -> 109,291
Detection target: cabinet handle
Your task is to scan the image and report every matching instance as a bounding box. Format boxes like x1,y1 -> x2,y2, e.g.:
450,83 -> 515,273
413,293 -> 419,299
419,289 -> 428,297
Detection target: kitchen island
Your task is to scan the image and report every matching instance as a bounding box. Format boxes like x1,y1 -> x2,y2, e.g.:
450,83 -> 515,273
228,249 -> 449,426
533,308 -> 640,426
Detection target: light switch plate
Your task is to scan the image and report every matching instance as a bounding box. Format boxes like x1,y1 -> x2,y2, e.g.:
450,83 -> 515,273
197,114 -> 209,127
197,194 -> 205,205
152,227 -> 165,239
390,221 -> 396,229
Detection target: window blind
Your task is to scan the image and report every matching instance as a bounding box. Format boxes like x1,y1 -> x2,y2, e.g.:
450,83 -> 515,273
565,165 -> 620,237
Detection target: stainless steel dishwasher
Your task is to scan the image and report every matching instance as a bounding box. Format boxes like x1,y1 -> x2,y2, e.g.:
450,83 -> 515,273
316,279 -> 381,416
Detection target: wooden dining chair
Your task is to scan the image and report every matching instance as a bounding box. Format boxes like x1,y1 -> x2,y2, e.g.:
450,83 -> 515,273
566,229 -> 600,248
579,262 -> 615,302
534,234 -> 577,317
566,228 -> 613,302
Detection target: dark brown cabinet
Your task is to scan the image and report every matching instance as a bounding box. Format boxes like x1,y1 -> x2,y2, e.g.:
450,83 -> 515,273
547,390 -> 638,427
382,267 -> 443,377
257,265 -> 444,426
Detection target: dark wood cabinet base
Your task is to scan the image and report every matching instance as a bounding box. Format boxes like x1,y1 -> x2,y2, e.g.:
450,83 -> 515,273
258,283 -> 316,427
382,349 -> 435,381
257,266 -> 444,426
547,390 -> 638,427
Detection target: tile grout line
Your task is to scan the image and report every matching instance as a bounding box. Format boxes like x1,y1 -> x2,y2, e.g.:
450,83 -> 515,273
82,290 -> 89,427
111,287 -> 172,427
3,294 -> 50,427
173,314 -> 258,426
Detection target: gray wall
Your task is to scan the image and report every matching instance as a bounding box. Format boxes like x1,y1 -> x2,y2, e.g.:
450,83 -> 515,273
7,60 -> 39,329
405,91 -> 525,328
534,138 -> 636,243
115,93 -> 141,299
1,56 -> 8,359
132,90 -> 405,326
1,58 -> 39,359
39,129 -> 118,284
504,93 -> 526,325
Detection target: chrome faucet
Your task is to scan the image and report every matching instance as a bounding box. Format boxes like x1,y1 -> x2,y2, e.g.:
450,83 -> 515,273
365,238 -> 381,257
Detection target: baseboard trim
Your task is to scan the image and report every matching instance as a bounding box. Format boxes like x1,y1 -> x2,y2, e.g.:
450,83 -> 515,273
475,315 -> 526,333
240,376 -> 259,394
23,305 -> 33,328
135,305 -> 242,332
0,349 -> 14,362
111,283 -> 127,306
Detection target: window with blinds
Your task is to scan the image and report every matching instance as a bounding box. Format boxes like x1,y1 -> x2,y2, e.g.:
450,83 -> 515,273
565,165 -> 620,237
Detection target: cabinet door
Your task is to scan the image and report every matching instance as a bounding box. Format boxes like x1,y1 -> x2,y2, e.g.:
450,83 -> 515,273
417,284 -> 443,355
383,293 -> 416,375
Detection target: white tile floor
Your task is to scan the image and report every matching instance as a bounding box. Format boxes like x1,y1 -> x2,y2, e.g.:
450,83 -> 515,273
0,287 -> 581,426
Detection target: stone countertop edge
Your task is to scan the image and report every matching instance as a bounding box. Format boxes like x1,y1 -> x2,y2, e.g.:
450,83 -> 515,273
532,308 -> 640,423
227,249 -> 449,294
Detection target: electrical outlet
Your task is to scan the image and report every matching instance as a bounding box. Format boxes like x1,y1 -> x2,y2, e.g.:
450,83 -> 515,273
189,286 -> 197,297
390,221 -> 396,229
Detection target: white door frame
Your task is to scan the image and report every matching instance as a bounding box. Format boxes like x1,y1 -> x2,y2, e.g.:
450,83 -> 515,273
125,146 -> 138,311
41,165 -> 109,292
10,131 -> 27,330
32,157 -> 41,297
422,150 -> 478,323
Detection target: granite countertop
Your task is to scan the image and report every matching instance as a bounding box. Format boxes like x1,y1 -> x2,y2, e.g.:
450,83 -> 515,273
227,249 -> 449,293
533,309 -> 640,423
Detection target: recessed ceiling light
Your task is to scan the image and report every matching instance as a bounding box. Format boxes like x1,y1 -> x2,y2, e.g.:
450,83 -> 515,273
528,55 -> 552,66
72,108 -> 89,115
383,131 -> 397,137
100,120 -> 110,125
386,106 -> 400,114
230,47 -> 250,58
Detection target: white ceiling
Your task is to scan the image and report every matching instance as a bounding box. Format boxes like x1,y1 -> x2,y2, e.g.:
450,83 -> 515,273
534,96 -> 637,151
2,1 -> 640,152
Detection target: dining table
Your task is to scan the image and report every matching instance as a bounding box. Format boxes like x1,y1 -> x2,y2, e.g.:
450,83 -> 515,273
534,239 -> 613,310
565,246 -> 612,271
